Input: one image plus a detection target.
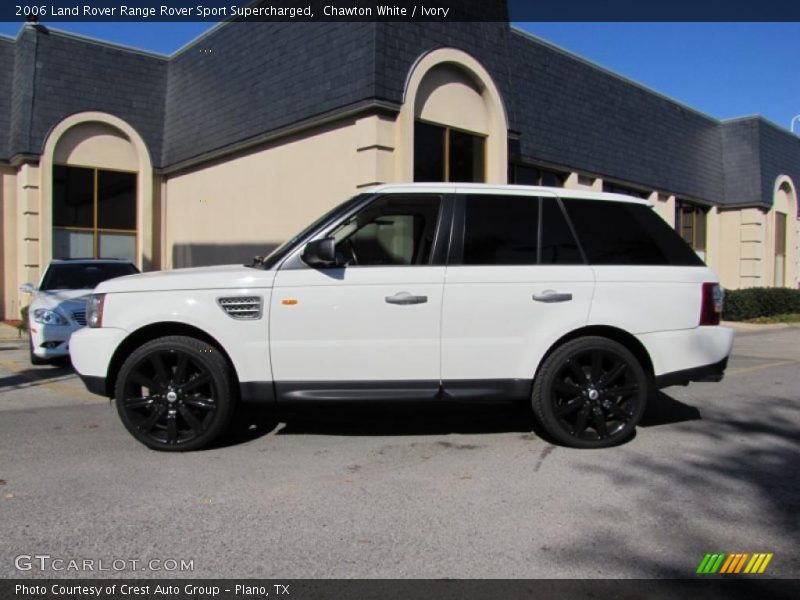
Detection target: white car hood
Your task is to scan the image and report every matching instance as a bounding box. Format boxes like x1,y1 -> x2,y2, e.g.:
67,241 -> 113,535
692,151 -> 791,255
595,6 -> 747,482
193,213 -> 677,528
31,289 -> 92,310
96,264 -> 276,293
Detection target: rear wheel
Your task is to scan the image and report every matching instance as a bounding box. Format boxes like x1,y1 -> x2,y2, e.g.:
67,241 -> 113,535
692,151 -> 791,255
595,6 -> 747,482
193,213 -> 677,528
532,336 -> 648,449
114,335 -> 234,451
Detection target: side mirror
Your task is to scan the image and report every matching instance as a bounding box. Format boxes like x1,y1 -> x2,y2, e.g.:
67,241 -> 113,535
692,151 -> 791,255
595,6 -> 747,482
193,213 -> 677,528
19,283 -> 36,294
302,238 -> 338,268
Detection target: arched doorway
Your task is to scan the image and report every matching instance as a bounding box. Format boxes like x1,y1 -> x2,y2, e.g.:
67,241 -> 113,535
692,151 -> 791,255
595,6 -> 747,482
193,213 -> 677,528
40,112 -> 153,269
771,176 -> 798,287
397,48 -> 508,183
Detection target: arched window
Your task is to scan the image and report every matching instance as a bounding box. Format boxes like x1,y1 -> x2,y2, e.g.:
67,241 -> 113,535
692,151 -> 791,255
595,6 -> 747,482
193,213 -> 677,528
772,177 -> 797,288
399,49 -> 508,184
40,113 -> 154,269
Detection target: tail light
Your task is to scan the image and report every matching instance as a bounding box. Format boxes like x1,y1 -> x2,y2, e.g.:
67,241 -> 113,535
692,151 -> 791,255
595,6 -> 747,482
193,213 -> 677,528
700,283 -> 723,326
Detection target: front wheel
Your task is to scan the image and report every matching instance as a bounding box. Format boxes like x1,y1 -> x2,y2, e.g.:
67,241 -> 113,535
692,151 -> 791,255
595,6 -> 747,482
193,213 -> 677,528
532,336 -> 648,449
114,335 -> 235,451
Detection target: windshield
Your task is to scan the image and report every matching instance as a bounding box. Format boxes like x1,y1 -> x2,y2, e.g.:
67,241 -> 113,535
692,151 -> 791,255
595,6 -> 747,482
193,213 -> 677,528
255,194 -> 369,269
40,262 -> 140,291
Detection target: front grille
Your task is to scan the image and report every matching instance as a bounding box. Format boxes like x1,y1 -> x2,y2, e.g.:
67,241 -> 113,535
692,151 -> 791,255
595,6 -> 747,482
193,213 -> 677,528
217,296 -> 263,320
72,311 -> 87,326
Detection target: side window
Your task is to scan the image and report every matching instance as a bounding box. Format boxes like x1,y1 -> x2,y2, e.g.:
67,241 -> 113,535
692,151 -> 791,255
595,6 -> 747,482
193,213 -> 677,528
540,198 -> 583,265
332,195 -> 441,266
563,199 -> 704,266
463,195 -> 539,265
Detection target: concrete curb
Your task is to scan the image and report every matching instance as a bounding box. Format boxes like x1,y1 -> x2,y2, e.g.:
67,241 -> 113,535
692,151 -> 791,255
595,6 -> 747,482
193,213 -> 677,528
0,323 -> 22,341
722,321 -> 800,332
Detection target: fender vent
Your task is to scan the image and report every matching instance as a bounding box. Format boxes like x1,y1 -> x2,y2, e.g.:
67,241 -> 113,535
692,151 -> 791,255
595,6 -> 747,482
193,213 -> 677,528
217,296 -> 263,320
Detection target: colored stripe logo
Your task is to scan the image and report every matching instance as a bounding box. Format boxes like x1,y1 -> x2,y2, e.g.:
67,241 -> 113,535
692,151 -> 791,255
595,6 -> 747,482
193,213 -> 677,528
696,552 -> 773,574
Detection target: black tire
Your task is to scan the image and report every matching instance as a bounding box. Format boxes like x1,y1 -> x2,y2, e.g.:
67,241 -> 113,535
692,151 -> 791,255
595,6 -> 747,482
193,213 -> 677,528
114,335 -> 235,451
532,336 -> 648,449
29,333 -> 48,366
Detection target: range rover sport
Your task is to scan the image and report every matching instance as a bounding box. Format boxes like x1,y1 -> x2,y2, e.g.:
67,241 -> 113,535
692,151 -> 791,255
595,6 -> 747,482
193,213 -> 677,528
70,184 -> 734,451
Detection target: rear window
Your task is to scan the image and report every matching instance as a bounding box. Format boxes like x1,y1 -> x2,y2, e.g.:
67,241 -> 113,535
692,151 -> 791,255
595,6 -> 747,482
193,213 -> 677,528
563,199 -> 704,266
40,262 -> 139,291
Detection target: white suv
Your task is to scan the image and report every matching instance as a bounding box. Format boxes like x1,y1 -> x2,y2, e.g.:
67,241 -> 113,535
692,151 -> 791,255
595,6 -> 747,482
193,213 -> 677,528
70,184 -> 734,451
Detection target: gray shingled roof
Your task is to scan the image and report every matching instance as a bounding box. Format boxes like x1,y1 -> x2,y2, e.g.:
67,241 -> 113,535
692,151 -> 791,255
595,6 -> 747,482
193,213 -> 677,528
163,21 -> 378,168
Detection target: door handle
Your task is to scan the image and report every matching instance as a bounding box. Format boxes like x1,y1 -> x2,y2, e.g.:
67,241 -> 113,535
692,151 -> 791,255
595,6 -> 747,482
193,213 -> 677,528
532,290 -> 573,303
385,291 -> 428,305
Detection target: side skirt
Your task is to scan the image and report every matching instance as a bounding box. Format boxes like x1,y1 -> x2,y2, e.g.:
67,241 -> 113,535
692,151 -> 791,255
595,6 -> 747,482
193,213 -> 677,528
239,379 -> 533,404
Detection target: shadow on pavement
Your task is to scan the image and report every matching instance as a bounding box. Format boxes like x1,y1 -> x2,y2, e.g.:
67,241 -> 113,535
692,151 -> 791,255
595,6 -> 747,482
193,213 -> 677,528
215,401 -> 537,447
641,390 -> 702,427
0,362 -> 74,392
216,391 -> 701,448
549,394 -> 800,578
276,401 -> 536,436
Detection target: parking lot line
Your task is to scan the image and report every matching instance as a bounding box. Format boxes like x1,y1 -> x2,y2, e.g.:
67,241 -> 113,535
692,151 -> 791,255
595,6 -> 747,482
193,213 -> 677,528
727,359 -> 797,376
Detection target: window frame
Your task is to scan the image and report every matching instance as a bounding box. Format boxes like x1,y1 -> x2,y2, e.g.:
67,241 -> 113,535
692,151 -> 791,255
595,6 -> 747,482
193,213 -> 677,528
330,195 -> 446,267
674,200 -> 708,253
52,164 -> 138,261
508,163 -> 567,188
283,193 -> 456,270
602,182 -> 650,199
565,197 -> 705,267
448,192 -> 587,267
774,211 -> 787,286
413,119 -> 487,183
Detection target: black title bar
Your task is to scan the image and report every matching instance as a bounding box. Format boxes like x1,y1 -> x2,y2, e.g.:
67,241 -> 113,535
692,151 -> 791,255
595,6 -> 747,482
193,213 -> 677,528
4,0 -> 800,22
4,579 -> 800,600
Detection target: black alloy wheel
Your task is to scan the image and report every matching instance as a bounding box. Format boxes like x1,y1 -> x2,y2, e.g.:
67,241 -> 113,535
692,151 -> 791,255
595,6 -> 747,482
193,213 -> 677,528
532,336 -> 648,449
115,336 -> 234,451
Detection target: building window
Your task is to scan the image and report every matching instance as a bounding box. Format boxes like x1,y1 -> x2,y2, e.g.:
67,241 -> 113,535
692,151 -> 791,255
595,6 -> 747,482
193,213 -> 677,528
509,164 -> 566,187
775,212 -> 787,287
577,174 -> 596,188
602,182 -> 649,199
675,200 -> 707,259
414,121 -> 485,183
53,165 -> 137,261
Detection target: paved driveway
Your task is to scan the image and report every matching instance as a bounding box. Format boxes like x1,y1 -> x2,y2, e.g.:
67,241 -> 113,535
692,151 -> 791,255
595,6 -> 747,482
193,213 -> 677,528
1,327 -> 798,578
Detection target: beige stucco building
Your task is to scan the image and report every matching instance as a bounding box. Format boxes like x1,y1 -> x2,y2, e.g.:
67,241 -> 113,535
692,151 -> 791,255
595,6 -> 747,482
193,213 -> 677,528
1,20 -> 798,321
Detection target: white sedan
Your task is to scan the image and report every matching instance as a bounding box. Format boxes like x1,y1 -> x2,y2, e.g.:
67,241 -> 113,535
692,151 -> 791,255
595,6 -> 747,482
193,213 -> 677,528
20,259 -> 139,365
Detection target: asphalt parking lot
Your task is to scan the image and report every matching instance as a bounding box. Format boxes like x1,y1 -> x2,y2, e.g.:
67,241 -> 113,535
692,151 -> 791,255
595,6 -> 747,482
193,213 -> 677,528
1,327 -> 798,579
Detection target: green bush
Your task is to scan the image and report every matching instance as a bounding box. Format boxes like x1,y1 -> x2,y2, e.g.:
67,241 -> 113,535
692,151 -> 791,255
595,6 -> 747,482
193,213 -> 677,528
723,287 -> 800,321
18,305 -> 29,334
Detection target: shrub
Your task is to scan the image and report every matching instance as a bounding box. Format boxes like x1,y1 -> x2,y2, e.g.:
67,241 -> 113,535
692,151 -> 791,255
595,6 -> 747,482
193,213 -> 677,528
18,305 -> 29,335
723,287 -> 800,321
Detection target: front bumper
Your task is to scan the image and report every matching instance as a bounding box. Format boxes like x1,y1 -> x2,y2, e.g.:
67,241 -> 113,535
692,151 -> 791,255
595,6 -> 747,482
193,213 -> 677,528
29,323 -> 81,358
78,374 -> 108,397
70,326 -> 127,394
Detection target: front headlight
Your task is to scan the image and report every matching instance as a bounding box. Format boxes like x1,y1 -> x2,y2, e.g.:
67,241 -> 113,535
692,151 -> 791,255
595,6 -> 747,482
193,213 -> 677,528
86,294 -> 106,328
33,308 -> 68,326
